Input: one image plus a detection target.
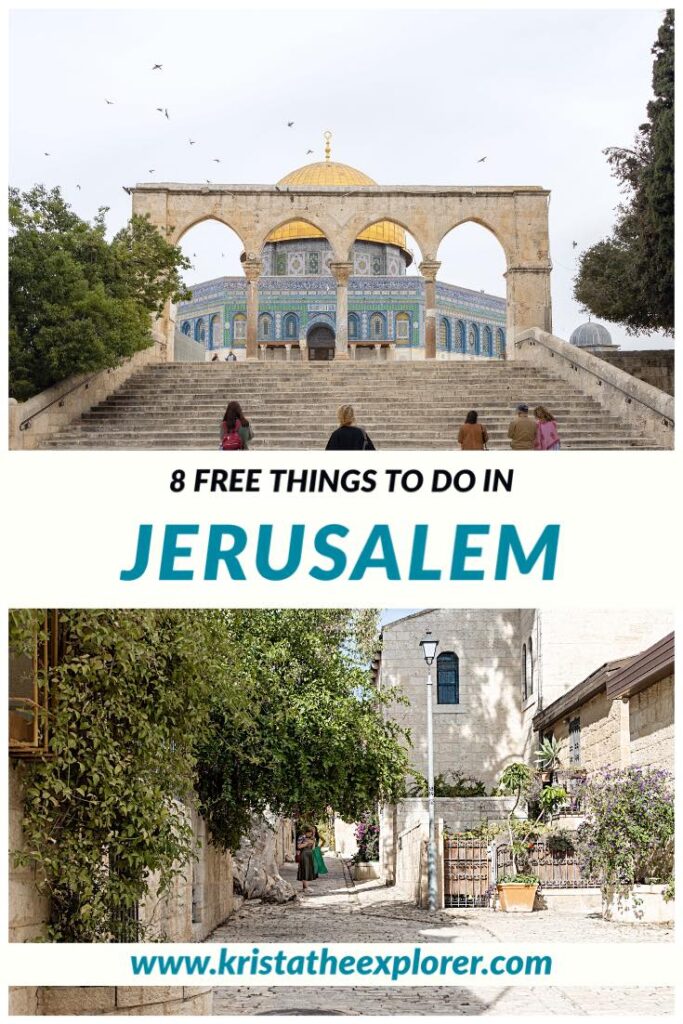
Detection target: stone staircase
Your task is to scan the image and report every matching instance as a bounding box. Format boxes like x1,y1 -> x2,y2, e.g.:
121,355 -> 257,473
38,361 -> 664,450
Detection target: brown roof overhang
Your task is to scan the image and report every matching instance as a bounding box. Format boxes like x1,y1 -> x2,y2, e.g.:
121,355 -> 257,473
605,632 -> 674,701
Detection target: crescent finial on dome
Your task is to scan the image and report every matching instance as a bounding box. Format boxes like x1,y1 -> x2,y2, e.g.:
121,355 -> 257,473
324,130 -> 332,161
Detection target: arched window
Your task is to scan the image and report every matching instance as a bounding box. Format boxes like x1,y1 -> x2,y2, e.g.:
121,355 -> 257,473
439,317 -> 452,351
436,652 -> 459,705
348,313 -> 360,339
522,643 -> 528,701
483,325 -> 493,356
527,638 -> 534,696
181,321 -> 191,336
496,327 -> 505,357
369,313 -> 385,339
258,313 -> 273,340
232,313 -> 246,341
283,312 -> 299,339
209,313 -> 221,350
468,323 -> 479,354
458,320 -> 467,353
194,318 -> 206,344
395,312 -> 410,342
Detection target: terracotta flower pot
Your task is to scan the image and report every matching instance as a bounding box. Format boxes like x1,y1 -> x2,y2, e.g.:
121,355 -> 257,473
497,882 -> 538,913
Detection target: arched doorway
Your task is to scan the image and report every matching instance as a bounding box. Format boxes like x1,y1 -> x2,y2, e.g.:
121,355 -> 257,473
307,324 -> 336,361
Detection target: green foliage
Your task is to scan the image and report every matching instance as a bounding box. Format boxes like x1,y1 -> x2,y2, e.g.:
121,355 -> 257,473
14,610 -> 214,941
9,186 -> 191,400
195,609 -> 410,851
497,874 -> 539,885
546,828 -> 576,855
576,767 -> 674,899
407,770 -> 487,798
13,608 -> 410,941
534,736 -> 562,772
574,11 -> 674,335
663,878 -> 675,903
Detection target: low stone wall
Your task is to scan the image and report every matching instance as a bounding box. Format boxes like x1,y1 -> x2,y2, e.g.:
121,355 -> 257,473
8,341 -> 164,450
174,333 -> 207,362
515,328 -> 674,447
10,986 -> 213,1016
597,350 -> 674,397
603,885 -> 673,924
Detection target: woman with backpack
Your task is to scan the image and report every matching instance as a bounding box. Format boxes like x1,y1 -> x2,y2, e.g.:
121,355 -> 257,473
220,400 -> 253,451
325,404 -> 375,450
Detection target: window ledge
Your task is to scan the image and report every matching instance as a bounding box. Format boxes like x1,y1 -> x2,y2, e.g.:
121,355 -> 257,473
433,704 -> 468,715
522,694 -> 537,712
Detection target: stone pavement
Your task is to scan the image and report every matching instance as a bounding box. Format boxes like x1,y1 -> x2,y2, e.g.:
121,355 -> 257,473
210,854 -> 673,1015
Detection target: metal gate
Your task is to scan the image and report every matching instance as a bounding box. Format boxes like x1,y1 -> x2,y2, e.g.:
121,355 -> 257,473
443,839 -> 491,908
444,837 -> 600,908
495,841 -> 600,889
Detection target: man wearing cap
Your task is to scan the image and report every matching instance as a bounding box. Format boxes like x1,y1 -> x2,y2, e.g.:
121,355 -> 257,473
508,404 -> 536,450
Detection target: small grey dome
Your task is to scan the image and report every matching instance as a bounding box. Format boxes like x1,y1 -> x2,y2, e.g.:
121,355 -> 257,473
570,321 -> 613,349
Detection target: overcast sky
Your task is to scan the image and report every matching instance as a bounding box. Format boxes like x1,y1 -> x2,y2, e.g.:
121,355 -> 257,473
9,7 -> 671,349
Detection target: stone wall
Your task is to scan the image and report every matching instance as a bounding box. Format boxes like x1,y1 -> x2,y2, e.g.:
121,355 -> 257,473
10,986 -> 213,1016
380,609 -> 526,791
173,332 -> 207,362
9,763 -> 51,942
629,673 -> 674,775
597,350 -> 674,397
549,689 -> 625,774
535,609 -> 673,711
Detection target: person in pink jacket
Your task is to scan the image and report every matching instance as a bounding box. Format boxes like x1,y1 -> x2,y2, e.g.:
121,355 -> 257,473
534,406 -> 561,450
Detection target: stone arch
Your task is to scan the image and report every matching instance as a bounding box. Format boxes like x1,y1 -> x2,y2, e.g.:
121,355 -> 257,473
194,318 -> 206,344
369,312 -> 386,339
282,312 -> 299,340
258,312 -> 273,340
173,213 -> 248,251
209,313 -> 221,350
435,215 -> 510,267
339,216 -> 426,267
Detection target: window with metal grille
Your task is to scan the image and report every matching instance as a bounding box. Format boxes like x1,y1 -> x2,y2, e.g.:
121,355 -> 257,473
522,642 -> 528,701
527,637 -> 534,696
436,651 -> 459,704
569,718 -> 581,764
9,610 -> 59,758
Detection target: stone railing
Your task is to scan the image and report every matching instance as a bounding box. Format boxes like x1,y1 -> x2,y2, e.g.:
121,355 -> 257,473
174,333 -> 207,362
8,342 -> 164,450
515,328 -> 674,448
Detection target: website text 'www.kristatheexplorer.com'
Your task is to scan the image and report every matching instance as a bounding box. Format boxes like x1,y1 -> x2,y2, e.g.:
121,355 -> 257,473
130,946 -> 552,982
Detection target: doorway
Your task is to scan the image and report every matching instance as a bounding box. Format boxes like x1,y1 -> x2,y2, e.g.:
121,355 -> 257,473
307,324 -> 335,361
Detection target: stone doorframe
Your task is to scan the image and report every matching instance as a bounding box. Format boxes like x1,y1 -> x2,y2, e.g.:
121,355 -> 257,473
130,183 -> 552,362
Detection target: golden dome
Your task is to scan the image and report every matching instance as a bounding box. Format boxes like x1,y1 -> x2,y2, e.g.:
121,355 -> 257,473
266,156 -> 410,258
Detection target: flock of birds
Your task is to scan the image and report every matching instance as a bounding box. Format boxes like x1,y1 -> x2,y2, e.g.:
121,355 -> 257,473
43,64 -> 324,186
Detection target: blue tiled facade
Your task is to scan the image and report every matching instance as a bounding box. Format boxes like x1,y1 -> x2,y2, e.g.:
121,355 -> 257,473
177,239 -> 506,357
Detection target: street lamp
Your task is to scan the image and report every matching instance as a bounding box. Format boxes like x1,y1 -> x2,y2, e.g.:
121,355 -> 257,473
419,630 -> 439,911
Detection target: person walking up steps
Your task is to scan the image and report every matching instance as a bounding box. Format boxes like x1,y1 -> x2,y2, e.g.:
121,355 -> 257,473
534,405 -> 561,450
458,410 -> 488,450
507,403 -> 536,450
220,400 -> 254,451
325,404 -> 375,450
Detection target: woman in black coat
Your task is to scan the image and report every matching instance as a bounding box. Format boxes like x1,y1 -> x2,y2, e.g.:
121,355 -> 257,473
325,404 -> 375,450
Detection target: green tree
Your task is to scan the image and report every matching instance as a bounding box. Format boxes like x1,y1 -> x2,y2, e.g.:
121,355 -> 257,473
194,609 -> 410,850
12,609 -> 409,940
9,186 -> 191,400
574,11 -> 674,336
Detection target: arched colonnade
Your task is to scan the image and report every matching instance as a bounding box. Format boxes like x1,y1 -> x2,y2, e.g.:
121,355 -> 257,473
130,182 -> 552,361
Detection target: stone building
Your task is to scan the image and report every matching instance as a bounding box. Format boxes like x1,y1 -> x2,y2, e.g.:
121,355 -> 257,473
532,631 -> 674,777
569,320 -> 619,354
376,608 -> 673,791
376,609 -> 674,894
176,145 -> 507,362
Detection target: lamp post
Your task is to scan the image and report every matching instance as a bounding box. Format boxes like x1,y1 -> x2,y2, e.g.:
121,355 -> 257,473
419,630 -> 439,911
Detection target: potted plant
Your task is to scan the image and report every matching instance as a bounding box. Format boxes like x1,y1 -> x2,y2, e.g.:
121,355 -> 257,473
495,763 -> 539,912
350,812 -> 380,881
534,736 -> 562,784
495,764 -> 568,912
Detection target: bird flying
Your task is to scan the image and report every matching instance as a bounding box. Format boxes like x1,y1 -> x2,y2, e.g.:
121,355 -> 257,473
189,138 -> 196,145
164,109 -> 169,119
152,64 -> 163,70
477,156 -> 487,163
148,169 -> 155,173
572,241 -> 578,248
212,158 -> 221,163
287,121 -> 294,127
44,152 -> 50,156
76,184 -> 81,190
306,149 -> 314,154
105,99 -> 114,105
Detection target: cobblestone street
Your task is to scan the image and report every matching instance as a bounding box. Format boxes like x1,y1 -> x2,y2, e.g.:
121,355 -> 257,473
210,854 -> 673,1015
